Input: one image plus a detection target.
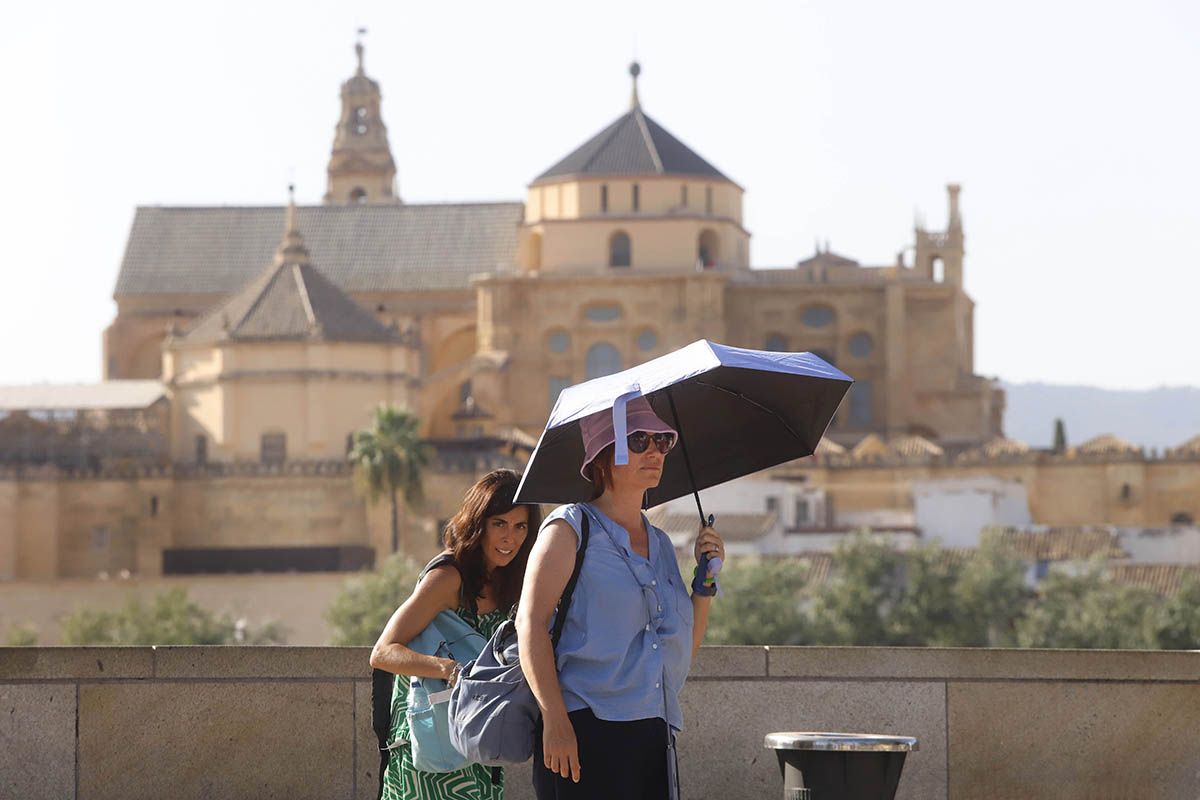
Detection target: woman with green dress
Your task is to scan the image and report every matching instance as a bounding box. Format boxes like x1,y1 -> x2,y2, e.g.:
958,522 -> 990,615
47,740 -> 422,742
370,469 -> 542,800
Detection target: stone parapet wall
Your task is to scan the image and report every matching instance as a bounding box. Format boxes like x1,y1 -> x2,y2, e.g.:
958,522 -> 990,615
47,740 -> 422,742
3,646 -> 1198,800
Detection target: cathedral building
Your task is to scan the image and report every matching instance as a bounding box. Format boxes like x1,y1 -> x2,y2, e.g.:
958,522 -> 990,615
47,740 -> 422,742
103,46 -> 1002,463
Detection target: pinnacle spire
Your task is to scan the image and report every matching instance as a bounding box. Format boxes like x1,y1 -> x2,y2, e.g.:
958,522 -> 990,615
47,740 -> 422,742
629,61 -> 641,110
355,28 -> 367,75
275,185 -> 311,267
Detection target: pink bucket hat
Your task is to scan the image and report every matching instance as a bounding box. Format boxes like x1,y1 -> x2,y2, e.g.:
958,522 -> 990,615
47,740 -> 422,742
579,394 -> 677,480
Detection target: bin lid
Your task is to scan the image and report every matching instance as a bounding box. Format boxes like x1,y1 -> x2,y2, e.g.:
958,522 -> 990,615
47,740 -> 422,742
764,732 -> 918,752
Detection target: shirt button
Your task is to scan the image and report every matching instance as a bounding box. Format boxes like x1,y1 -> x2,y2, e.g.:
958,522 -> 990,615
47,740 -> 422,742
651,579 -> 657,586
657,605 -> 662,612
652,643 -> 658,650
655,682 -> 661,688
645,624 -> 651,631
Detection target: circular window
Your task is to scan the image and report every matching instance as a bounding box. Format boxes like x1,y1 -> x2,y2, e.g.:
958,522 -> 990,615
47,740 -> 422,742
356,106 -> 368,119
848,332 -> 874,358
355,124 -> 368,135
801,305 -> 835,328
637,330 -> 658,352
764,334 -> 787,352
548,331 -> 570,353
585,304 -> 622,322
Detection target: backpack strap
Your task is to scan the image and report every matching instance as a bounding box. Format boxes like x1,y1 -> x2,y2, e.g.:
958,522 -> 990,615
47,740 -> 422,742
371,667 -> 395,800
419,553 -> 476,615
550,511 -> 590,650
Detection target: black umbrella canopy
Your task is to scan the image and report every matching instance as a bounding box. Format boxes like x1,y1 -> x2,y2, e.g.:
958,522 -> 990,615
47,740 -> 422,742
515,341 -> 852,508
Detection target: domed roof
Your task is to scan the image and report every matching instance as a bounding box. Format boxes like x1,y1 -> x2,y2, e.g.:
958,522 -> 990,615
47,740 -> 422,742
534,63 -> 731,184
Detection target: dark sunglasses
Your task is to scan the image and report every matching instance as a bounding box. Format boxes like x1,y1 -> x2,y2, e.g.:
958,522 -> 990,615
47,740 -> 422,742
627,430 -> 677,455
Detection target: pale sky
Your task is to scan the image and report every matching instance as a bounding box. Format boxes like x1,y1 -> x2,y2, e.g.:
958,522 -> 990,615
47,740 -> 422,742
2,0 -> 1197,390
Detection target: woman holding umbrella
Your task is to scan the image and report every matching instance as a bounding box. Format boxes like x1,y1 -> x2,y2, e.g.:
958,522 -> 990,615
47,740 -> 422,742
516,395 -> 725,799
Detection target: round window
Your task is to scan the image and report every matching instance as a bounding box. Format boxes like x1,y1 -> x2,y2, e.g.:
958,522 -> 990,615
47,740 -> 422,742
548,331 -> 570,353
801,306 -> 835,328
637,330 -> 658,352
848,332 -> 874,358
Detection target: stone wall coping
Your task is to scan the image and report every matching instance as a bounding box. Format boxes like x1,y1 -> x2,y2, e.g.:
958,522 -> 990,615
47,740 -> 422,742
3,645 -> 1199,683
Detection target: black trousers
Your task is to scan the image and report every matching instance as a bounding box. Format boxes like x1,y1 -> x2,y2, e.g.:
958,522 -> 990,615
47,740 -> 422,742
533,708 -> 669,800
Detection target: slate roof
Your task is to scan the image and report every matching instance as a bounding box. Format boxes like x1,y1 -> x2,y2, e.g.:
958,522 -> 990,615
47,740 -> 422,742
181,260 -> 401,345
0,381 -> 165,411
535,106 -> 730,183
114,203 -> 523,297
982,526 -> 1129,562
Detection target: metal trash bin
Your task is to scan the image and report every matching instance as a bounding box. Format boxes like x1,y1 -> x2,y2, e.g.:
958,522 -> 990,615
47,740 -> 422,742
764,732 -> 918,800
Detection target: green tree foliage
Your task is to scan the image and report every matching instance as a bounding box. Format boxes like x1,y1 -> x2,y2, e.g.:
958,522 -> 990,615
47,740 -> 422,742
952,536 -> 1031,646
889,543 -> 963,646
703,556 -> 813,645
809,535 -> 905,645
1015,563 -> 1160,649
349,405 -> 429,554
1156,574 -> 1200,649
60,589 -> 287,646
326,553 -> 424,646
4,623 -> 39,646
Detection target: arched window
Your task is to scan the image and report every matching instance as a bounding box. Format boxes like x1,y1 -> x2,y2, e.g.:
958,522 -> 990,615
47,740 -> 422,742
849,380 -> 873,426
585,343 -> 622,379
698,229 -> 719,269
632,184 -> 640,212
349,187 -> 367,204
705,185 -> 713,215
547,330 -> 571,353
932,256 -> 945,283
764,334 -> 787,352
636,329 -> 658,352
260,432 -> 287,465
600,185 -> 609,213
609,231 -> 631,268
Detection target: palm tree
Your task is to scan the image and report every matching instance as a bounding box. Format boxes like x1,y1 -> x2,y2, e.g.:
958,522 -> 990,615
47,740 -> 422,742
349,405 -> 429,554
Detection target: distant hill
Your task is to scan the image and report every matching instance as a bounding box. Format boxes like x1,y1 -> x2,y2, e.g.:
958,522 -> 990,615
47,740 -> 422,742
1002,382 -> 1200,451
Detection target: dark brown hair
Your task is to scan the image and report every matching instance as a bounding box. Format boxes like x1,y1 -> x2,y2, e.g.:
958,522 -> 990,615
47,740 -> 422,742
442,469 -> 542,612
585,443 -> 616,500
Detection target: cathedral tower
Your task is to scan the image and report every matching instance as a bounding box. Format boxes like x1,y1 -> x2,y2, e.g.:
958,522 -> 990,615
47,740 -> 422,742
324,36 -> 399,205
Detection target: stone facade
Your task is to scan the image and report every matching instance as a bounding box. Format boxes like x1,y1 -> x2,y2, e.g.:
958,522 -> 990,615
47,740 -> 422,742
5,646 -> 1200,800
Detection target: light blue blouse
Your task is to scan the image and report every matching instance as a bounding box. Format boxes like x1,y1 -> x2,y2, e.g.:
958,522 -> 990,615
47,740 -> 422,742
542,502 -> 694,731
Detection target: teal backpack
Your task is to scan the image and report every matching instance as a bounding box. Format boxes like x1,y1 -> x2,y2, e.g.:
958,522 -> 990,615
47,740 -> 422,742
372,556 -> 487,797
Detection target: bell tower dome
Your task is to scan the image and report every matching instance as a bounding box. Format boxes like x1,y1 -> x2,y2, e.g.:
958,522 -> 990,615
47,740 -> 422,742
324,33 -> 399,205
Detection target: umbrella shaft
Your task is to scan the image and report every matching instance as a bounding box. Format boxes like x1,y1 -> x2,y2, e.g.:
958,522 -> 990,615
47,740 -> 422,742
665,387 -> 707,526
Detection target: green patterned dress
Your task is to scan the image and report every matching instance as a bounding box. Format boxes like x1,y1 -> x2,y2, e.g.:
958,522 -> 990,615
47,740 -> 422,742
381,605 -> 508,800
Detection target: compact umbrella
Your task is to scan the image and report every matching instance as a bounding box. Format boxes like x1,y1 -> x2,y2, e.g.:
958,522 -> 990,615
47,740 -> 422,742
514,339 -> 853,521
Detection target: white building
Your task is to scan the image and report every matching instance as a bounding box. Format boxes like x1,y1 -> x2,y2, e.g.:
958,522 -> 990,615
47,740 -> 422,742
912,477 -> 1031,548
